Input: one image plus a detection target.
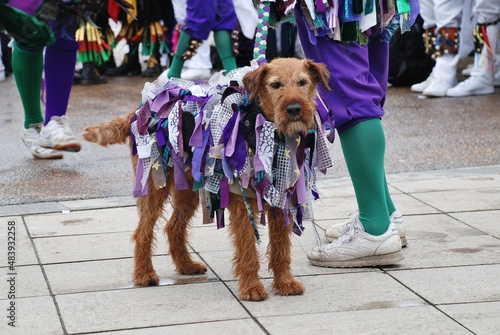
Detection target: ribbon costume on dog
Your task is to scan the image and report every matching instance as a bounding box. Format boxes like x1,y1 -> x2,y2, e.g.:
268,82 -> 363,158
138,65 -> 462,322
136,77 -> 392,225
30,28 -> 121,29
130,66 -> 334,241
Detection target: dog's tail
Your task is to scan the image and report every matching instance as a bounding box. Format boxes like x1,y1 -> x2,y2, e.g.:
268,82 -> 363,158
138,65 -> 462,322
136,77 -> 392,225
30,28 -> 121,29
82,111 -> 135,146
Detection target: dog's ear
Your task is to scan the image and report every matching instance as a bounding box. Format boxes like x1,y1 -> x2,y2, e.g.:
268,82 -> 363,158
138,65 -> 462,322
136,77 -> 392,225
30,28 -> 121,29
305,59 -> 331,91
243,64 -> 268,101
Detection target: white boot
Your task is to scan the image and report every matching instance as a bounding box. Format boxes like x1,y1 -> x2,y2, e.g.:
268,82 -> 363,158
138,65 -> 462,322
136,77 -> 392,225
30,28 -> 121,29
423,54 -> 459,97
411,69 -> 435,93
447,76 -> 494,96
447,22 -> 498,97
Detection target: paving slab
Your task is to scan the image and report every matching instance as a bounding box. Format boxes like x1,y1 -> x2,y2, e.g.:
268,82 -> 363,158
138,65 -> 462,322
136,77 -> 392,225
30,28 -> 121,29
33,231 -> 139,264
43,255 -> 217,295
438,301 -> 500,335
257,306 -> 473,335
0,216 -> 38,267
396,235 -> 500,269
25,206 -> 140,237
0,265 -> 48,299
232,273 -> 425,317
55,282 -> 248,334
449,210 -> 500,238
0,296 -> 63,335
391,264 -> 500,304
408,189 -> 500,213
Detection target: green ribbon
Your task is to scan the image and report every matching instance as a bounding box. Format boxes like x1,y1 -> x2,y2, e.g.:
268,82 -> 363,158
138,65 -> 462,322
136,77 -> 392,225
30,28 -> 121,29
396,0 -> 411,14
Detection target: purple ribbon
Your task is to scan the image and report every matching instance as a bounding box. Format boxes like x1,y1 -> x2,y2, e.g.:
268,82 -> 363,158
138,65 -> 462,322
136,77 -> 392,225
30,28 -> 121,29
137,102 -> 151,135
133,161 -> 148,197
219,177 -> 229,208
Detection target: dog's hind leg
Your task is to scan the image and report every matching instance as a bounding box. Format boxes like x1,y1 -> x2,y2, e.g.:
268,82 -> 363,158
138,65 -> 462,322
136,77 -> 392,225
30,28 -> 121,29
165,172 -> 207,275
133,185 -> 168,286
227,194 -> 268,301
267,210 -> 304,296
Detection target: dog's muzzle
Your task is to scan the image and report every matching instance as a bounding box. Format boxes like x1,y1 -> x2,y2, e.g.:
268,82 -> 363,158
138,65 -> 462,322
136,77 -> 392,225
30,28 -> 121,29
286,103 -> 302,117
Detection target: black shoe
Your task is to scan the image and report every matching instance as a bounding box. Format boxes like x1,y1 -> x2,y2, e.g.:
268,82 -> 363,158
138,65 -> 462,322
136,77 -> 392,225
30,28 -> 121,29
73,71 -> 82,85
81,62 -> 107,85
97,56 -> 116,75
106,54 -> 141,76
142,55 -> 163,77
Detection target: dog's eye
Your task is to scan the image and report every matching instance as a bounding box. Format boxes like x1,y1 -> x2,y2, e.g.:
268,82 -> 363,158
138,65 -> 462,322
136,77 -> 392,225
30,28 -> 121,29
298,79 -> 308,87
270,82 -> 282,89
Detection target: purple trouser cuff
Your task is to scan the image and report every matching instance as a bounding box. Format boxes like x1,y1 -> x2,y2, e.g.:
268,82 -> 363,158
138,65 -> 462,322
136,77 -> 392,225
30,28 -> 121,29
184,0 -> 237,40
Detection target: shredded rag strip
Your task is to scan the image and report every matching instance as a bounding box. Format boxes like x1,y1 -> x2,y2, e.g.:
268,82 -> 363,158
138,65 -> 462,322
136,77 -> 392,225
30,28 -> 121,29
130,65 -> 333,241
256,0 -> 418,44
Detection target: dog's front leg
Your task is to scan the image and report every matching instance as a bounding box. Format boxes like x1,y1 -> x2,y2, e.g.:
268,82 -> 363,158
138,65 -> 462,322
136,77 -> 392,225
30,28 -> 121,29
227,194 -> 268,301
267,209 -> 304,296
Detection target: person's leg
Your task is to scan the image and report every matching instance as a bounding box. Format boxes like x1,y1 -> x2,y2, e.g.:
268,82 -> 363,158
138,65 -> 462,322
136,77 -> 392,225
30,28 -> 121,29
368,36 -> 397,217
106,46 -> 141,76
11,44 -> 44,128
142,44 -> 163,77
168,0 -> 216,78
182,40 -> 213,80
212,0 -> 237,71
12,43 -> 63,159
411,0 -> 437,93
43,37 -> 78,123
213,30 -> 237,71
339,119 -> 390,236
447,0 -> 499,96
423,0 -> 464,97
168,29 -> 198,78
295,7 -> 403,267
39,37 -> 81,152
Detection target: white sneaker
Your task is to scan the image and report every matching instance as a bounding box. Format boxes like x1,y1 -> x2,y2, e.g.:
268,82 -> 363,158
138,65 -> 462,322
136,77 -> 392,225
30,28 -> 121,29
38,116 -> 81,152
325,210 -> 407,247
410,74 -> 434,93
308,219 -> 404,268
181,68 -> 211,81
422,77 -> 457,97
22,124 -> 63,159
446,76 -> 494,97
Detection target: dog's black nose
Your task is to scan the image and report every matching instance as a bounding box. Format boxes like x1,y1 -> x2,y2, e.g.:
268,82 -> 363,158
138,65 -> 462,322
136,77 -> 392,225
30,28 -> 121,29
286,103 -> 302,117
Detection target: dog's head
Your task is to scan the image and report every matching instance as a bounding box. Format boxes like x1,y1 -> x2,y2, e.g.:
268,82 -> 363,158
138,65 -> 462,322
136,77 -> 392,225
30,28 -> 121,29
242,58 -> 330,136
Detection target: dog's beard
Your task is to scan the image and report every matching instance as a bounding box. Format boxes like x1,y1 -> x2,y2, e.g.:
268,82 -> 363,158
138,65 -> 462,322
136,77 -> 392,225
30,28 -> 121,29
281,118 -> 315,137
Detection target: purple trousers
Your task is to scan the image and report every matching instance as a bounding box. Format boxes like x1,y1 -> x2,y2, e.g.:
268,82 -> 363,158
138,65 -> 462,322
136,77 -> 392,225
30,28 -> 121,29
8,0 -> 42,15
184,0 -> 237,40
295,9 -> 389,134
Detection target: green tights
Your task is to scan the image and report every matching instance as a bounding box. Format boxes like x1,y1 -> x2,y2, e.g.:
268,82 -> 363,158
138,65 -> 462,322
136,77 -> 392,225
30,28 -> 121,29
168,30 -> 237,79
339,119 -> 396,236
12,45 -> 44,129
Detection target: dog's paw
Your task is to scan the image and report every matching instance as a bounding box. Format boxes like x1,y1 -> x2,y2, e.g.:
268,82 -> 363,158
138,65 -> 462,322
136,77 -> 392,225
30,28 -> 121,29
134,272 -> 160,286
178,262 -> 207,275
273,279 -> 305,296
239,283 -> 268,301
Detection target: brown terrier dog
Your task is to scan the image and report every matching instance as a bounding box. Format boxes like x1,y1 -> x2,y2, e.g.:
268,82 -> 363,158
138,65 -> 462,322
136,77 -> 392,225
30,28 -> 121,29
83,58 -> 330,301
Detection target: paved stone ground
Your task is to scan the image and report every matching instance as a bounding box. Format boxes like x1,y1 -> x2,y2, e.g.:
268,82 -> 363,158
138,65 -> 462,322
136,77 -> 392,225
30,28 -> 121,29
0,165 -> 499,334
